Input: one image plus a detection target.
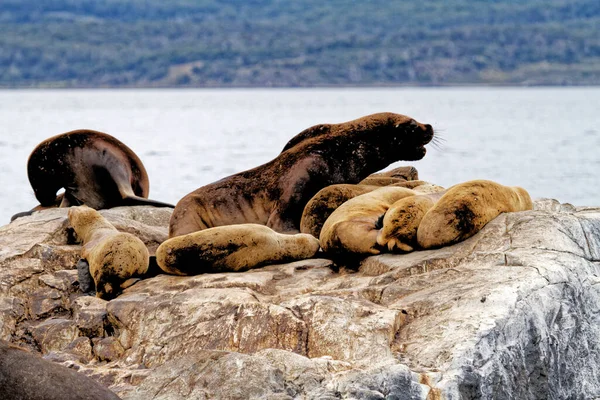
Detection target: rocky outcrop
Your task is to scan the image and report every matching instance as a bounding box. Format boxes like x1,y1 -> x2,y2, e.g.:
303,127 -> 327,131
1,201 -> 599,399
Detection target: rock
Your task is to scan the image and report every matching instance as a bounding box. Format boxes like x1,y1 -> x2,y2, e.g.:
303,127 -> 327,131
0,203 -> 599,399
93,337 -> 125,362
0,339 -> 121,400
30,318 -> 79,354
72,295 -> 108,337
65,336 -> 94,362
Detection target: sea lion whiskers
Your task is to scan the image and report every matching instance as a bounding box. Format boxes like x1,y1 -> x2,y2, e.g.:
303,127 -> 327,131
170,112 -> 435,237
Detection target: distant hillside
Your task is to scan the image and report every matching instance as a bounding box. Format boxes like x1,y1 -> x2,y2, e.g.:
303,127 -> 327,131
2,0 -> 600,87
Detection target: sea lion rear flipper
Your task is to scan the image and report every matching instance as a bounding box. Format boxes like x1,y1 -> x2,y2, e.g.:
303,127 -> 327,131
76,258 -> 96,295
122,195 -> 175,208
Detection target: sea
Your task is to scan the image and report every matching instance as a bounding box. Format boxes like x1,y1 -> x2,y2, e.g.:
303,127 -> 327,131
0,87 -> 598,224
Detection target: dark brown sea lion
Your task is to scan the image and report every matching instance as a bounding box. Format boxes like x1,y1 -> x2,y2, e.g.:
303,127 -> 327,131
0,340 -> 121,400
417,180 -> 533,249
11,129 -> 173,221
169,112 -> 434,237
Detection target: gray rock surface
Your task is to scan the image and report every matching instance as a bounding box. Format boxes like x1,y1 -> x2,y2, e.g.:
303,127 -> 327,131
0,201 -> 599,399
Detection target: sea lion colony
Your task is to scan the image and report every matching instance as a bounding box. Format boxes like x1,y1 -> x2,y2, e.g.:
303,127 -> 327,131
12,112 -> 533,296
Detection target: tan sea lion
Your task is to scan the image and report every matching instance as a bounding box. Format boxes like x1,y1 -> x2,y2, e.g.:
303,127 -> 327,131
300,184 -> 381,238
319,186 -> 417,258
68,205 -> 149,300
0,340 -> 121,400
417,180 -> 533,249
300,179 -> 443,239
376,192 -> 445,252
169,112 -> 434,237
156,224 -> 320,275
12,129 -> 173,221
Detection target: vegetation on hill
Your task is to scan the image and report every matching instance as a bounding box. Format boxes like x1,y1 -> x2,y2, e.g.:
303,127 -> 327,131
2,0 -> 600,87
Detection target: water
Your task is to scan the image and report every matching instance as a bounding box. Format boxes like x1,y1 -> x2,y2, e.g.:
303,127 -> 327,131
0,88 -> 598,224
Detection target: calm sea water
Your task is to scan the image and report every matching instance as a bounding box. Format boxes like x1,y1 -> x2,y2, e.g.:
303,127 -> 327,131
0,88 -> 598,224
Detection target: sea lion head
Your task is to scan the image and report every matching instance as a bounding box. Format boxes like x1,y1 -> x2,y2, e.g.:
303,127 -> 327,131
68,205 -> 113,242
29,176 -> 62,206
371,113 -> 434,161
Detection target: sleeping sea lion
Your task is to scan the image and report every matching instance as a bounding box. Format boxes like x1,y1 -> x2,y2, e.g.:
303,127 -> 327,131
12,129 -> 173,221
417,180 -> 533,249
319,186 -> 417,258
376,191 -> 445,252
170,112 -> 434,237
68,205 -> 149,300
300,179 -> 444,239
156,224 -> 320,275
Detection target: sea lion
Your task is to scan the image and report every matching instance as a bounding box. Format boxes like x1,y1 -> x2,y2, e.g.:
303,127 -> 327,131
68,205 -> 149,300
170,112 -> 434,237
319,186 -> 417,258
300,179 -> 444,239
358,166 -> 419,186
0,340 -> 121,400
156,224 -> 320,275
417,180 -> 533,249
300,184 -> 381,238
376,192 -> 445,252
12,129 -> 173,221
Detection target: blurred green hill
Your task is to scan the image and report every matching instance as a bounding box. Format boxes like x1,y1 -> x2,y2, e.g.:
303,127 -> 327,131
2,0 -> 600,87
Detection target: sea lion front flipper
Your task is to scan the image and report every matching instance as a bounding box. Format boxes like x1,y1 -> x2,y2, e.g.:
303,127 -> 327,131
122,195 -> 175,208
76,258 -> 96,295
120,278 -> 141,290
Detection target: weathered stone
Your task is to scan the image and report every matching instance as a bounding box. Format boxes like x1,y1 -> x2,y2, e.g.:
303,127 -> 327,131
93,337 -> 125,362
29,287 -> 65,319
0,208 -> 70,262
30,318 -> 79,354
0,296 -> 25,340
72,295 -> 108,337
0,203 -> 599,399
65,336 -> 94,362
105,285 -> 307,367
39,270 -> 78,292
0,258 -> 44,295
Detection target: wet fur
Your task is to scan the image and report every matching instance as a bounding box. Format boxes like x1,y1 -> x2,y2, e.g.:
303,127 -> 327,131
169,112 -> 434,237
12,129 -> 173,221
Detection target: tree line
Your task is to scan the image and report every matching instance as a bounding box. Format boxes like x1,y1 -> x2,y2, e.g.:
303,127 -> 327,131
2,0 -> 599,87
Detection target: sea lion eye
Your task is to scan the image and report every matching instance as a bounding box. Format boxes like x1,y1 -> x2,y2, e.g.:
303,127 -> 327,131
409,120 -> 418,128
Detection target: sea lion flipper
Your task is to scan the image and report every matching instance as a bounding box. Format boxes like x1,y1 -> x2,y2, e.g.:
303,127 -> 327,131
122,195 -> 175,208
76,258 -> 96,295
